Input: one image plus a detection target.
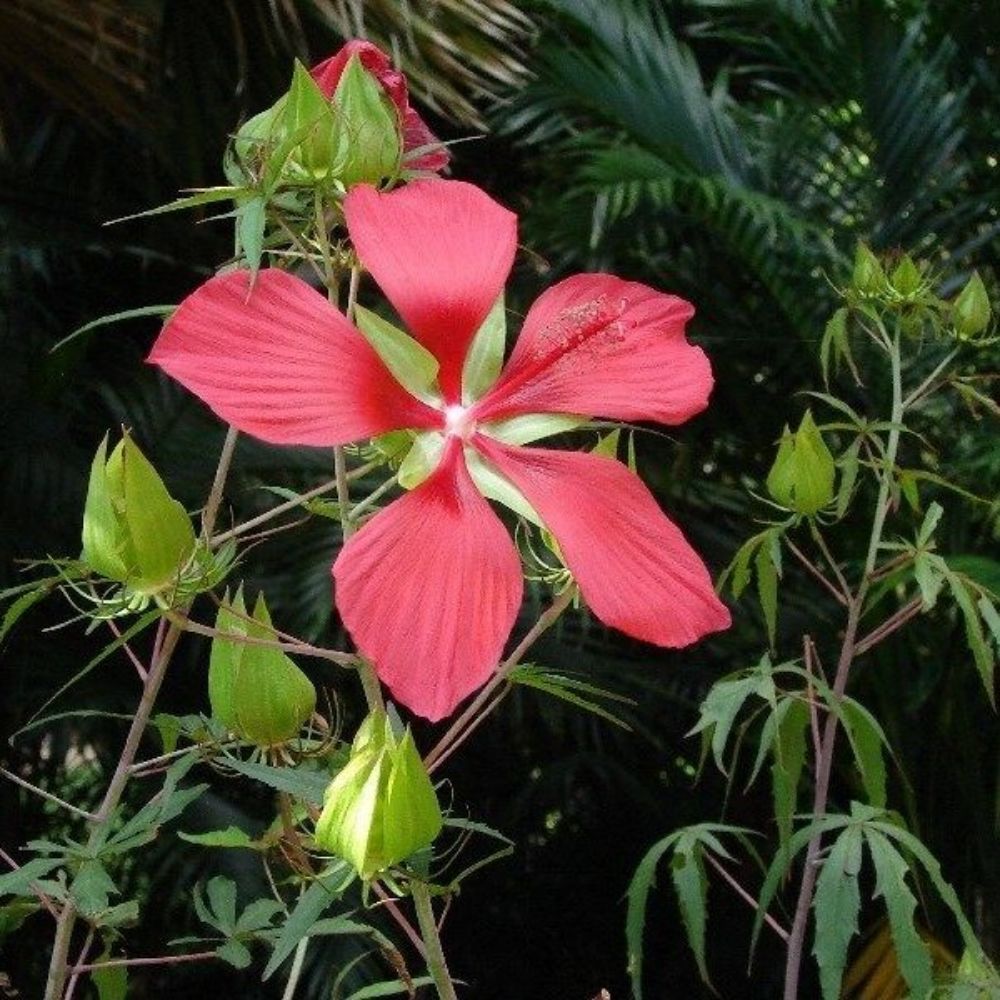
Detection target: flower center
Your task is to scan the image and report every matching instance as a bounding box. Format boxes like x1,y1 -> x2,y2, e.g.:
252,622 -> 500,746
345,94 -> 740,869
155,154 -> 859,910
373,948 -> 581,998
443,404 -> 476,441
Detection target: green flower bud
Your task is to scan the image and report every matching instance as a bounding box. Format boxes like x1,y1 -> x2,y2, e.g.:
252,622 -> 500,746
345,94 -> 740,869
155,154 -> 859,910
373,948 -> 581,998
766,411 -> 836,516
314,711 -> 442,878
81,433 -> 195,594
890,254 -> 923,298
852,244 -> 887,296
226,57 -> 401,192
329,54 -> 402,188
208,589 -> 316,747
952,271 -> 991,340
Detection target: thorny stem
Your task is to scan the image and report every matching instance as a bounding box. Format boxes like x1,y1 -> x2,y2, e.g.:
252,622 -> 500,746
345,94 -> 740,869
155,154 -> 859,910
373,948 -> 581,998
44,430 -> 240,1000
0,768 -> 97,822
411,882 -> 458,1000
425,586 -> 577,773
783,331 -> 904,1000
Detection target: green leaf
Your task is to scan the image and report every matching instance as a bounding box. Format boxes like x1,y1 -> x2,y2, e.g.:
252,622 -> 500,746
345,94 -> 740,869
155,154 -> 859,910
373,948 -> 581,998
0,857 -> 63,898
812,825 -> 863,1000
914,553 -> 945,610
770,699 -> 808,854
235,898 -> 285,934
462,294 -> 506,403
755,538 -> 779,648
70,860 -> 117,917
0,583 -> 53,644
978,595 -> 1000,653
509,664 -> 634,730
263,866 -> 354,979
627,825 -> 757,995
917,501 -> 945,546
50,304 -> 175,354
216,938 -> 252,969
863,828 -> 934,998
92,960 -> 128,1000
107,187 -> 243,226
839,699 -> 888,809
355,305 -> 440,402
670,839 -> 711,986
206,875 -> 238,935
482,413 -> 587,445
942,567 -> 995,706
223,758 -> 330,806
177,827 -> 258,849
343,977 -> 436,1000
237,196 -> 267,274
835,438 -> 860,519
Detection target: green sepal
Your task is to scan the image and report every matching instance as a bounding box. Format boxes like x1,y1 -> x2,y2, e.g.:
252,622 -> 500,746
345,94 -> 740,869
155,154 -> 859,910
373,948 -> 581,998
462,294 -> 507,404
355,305 -> 440,402
330,53 -> 402,187
465,449 -> 543,526
397,432 -> 445,490
82,435 -> 130,583
283,61 -> 339,179
482,412 -> 588,446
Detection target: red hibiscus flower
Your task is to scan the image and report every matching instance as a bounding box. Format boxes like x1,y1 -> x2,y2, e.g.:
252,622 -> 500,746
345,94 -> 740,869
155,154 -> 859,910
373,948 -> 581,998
311,40 -> 449,174
149,180 -> 730,721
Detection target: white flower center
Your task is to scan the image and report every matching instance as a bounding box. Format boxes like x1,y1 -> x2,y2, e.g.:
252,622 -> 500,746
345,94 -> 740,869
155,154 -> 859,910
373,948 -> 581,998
444,404 -> 475,441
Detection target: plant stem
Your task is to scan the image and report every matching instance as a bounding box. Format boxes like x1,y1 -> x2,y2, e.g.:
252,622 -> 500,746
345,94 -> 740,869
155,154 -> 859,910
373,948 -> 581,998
704,853 -> 789,942
62,929 -> 94,1000
0,768 -> 97,821
425,586 -> 576,773
44,430 -> 240,1000
782,331 -> 904,1000
281,937 -> 309,1000
411,882 -> 458,1000
69,950 -> 217,974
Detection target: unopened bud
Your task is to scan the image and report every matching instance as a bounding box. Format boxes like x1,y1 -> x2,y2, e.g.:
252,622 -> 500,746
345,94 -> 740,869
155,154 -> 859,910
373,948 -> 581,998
952,271 -> 991,340
208,589 -> 316,747
314,710 -> 441,878
81,433 -> 195,594
766,411 -> 836,515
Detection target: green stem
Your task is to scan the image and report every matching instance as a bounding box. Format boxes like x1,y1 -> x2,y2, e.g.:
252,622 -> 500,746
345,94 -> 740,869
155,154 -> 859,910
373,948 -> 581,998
782,330 -> 905,1000
281,937 -> 309,1000
411,882 -> 458,1000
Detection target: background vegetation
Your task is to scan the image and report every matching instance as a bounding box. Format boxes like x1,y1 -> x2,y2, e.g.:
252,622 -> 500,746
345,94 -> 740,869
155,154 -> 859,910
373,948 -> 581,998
1,1 -> 997,996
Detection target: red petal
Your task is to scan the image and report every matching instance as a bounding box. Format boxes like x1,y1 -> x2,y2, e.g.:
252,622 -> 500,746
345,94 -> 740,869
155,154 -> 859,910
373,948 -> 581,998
344,181 -> 516,402
334,442 -> 523,721
149,269 -> 439,446
475,438 -> 731,647
311,42 -> 448,171
473,274 -> 712,426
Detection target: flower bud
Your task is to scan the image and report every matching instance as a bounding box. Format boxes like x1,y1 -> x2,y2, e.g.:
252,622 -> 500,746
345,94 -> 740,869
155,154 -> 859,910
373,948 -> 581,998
228,56 -> 401,192
208,589 -> 316,747
952,271 -> 991,340
766,411 -> 836,515
314,711 -> 442,878
890,254 -> 923,298
852,244 -> 887,296
81,433 -> 195,594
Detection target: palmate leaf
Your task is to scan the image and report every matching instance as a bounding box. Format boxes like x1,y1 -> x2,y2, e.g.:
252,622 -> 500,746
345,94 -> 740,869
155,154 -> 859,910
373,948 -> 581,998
508,663 -> 635,730
626,823 -> 755,996
812,825 -> 863,1000
863,828 -> 934,998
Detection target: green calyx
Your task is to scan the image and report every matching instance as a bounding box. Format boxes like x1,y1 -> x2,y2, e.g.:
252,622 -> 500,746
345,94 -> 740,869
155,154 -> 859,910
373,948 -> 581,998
952,271 -> 991,340
766,410 -> 836,516
208,589 -> 317,748
314,710 -> 442,879
228,57 -> 402,193
81,433 -> 196,594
